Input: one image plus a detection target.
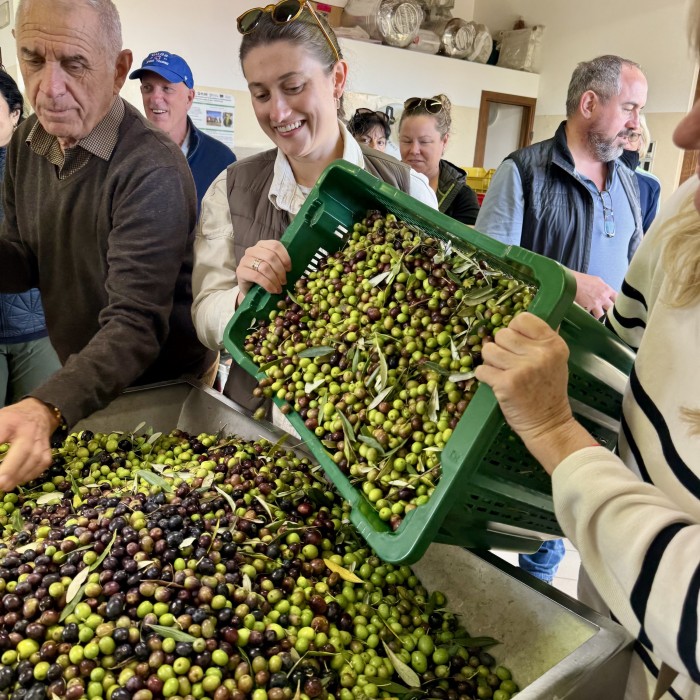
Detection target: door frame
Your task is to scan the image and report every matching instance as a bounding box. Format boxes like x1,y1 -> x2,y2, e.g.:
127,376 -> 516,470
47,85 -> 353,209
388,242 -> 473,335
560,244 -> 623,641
473,91 -> 537,167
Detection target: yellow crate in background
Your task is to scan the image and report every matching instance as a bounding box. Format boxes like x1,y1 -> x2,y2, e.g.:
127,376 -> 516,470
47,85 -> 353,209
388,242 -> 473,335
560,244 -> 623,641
464,166 -> 497,193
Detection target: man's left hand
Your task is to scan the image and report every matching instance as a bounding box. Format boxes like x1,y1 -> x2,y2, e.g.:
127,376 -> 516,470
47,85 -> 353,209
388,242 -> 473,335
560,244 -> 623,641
0,398 -> 57,492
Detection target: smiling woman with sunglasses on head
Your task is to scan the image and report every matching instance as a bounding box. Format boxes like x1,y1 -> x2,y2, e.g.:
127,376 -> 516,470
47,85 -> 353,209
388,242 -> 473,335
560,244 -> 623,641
398,94 -> 480,226
191,0 -> 437,412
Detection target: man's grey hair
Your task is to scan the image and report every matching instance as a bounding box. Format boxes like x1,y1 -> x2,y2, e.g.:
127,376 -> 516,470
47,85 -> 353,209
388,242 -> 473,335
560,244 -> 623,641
565,55 -> 643,118
16,0 -> 123,59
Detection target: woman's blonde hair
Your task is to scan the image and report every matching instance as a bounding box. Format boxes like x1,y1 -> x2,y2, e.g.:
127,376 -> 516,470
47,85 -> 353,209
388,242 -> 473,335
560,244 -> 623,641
660,0 -> 700,308
661,190 -> 700,307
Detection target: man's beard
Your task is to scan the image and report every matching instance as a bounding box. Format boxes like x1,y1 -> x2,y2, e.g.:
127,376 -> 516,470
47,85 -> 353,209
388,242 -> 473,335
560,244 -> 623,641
586,129 -> 625,162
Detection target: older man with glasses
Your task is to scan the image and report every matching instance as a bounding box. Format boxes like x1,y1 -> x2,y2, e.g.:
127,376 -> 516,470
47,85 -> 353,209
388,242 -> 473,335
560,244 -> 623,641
474,54 -> 647,589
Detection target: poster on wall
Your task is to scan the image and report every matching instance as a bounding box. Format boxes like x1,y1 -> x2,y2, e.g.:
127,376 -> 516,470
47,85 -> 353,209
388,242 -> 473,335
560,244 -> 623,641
190,90 -> 235,148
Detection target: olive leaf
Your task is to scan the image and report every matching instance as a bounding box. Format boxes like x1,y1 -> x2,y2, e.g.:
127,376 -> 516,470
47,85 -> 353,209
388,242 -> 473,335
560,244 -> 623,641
146,432 -> 163,446
37,491 -> 63,506
65,565 -> 90,604
268,433 -> 290,456
382,641 -> 421,688
460,287 -> 497,304
495,281 -> 527,306
14,541 -> 40,553
287,290 -> 303,307
357,435 -> 385,456
368,385 -> 392,412
450,634 -> 500,649
255,495 -> 273,521
136,469 -> 173,493
304,378 -> 325,393
450,339 -> 460,362
91,531 -> 118,571
59,584 -> 87,622
259,358 -> 281,372
10,508 -> 24,532
132,421 -> 146,435
137,560 -> 155,570
147,624 -> 199,643
242,573 -> 253,591
292,680 -> 302,700
448,371 -> 476,382
179,537 -> 196,550
428,384 -> 439,422
298,346 -> 334,359
420,361 -> 451,377
375,342 -> 388,393
215,485 -> 238,514
72,493 -> 83,509
201,472 -> 215,490
335,409 -> 356,443
323,558 -> 363,583
307,488 -> 334,509
368,270 -> 392,287
376,682 -> 421,696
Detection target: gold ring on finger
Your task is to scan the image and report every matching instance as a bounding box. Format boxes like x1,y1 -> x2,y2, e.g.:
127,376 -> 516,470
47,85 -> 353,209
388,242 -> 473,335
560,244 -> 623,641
251,258 -> 262,272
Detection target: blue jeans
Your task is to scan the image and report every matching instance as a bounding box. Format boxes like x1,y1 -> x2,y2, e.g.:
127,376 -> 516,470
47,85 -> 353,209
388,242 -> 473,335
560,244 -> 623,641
519,539 -> 566,583
0,337 -> 62,407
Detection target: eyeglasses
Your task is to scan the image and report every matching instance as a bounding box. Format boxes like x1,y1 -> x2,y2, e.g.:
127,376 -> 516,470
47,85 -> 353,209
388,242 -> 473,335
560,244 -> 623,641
353,108 -> 394,127
403,97 -> 444,115
626,132 -> 642,143
600,190 -> 615,238
237,0 -> 340,64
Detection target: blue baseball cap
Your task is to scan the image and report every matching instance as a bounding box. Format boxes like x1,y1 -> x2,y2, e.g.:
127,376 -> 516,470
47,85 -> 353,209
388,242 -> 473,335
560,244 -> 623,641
129,51 -> 194,89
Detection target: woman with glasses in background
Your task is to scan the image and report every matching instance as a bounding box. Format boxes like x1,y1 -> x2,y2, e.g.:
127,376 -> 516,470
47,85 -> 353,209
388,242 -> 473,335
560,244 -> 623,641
398,94 -> 480,226
620,115 -> 661,232
347,107 -> 392,152
192,0 -> 437,412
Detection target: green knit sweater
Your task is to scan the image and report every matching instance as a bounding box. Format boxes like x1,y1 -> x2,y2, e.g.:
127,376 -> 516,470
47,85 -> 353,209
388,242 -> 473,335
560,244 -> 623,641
0,99 -> 214,425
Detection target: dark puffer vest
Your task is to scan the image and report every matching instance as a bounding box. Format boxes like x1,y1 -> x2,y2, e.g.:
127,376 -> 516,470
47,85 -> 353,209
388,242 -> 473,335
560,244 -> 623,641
508,121 -> 642,273
222,146 -> 411,411
0,146 -> 50,344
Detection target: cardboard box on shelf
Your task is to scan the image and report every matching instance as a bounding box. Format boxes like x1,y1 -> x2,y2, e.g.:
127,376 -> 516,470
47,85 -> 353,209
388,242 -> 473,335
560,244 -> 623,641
309,0 -> 345,28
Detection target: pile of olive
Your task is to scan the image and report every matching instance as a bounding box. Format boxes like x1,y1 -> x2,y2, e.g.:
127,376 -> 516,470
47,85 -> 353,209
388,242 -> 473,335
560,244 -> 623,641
0,428 -> 519,700
244,211 -> 536,529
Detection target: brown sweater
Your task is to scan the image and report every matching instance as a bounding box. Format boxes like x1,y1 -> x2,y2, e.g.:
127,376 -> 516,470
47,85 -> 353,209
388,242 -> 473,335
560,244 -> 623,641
0,100 -> 214,425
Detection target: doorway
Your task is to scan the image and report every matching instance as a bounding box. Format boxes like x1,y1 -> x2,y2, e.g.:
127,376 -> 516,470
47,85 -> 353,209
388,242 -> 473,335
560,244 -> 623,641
473,91 -> 537,169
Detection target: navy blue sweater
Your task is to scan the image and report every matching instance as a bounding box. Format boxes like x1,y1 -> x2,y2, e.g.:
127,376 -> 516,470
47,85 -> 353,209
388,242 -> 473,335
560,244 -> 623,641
0,146 -> 49,343
186,118 -> 236,213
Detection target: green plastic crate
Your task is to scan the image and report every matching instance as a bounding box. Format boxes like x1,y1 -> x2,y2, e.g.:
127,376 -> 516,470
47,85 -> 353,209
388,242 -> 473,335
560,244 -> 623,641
224,161 -> 635,564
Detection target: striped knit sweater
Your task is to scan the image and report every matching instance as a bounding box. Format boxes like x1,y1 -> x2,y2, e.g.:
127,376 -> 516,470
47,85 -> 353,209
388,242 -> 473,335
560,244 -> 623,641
552,176 -> 700,700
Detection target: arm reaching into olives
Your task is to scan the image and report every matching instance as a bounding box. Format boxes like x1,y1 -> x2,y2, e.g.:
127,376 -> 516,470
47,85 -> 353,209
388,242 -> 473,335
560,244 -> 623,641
474,312 -> 594,473
235,240 -> 292,305
0,399 -> 58,491
570,271 -> 617,319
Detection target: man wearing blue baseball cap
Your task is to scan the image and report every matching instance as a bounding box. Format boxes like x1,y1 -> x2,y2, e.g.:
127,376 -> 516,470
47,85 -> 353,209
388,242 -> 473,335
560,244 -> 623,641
130,51 -> 236,212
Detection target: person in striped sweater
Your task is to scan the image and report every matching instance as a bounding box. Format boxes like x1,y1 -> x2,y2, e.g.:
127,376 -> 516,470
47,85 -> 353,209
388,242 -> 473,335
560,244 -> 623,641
474,4 -> 700,696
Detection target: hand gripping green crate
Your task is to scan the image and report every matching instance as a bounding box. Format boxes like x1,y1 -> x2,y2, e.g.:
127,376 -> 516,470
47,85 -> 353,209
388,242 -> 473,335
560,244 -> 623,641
224,161 -> 635,564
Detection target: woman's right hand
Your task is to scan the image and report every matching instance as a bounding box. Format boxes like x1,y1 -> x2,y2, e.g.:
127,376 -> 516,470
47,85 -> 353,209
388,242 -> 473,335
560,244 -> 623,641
236,240 -> 292,303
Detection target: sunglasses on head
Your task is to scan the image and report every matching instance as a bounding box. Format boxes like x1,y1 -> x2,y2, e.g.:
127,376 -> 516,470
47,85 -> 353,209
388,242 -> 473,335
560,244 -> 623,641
403,97 -> 444,115
354,108 -> 393,126
237,0 -> 340,64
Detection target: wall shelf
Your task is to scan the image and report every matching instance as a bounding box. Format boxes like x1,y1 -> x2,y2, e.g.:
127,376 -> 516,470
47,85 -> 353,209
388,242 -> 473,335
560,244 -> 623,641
338,36 -> 540,108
